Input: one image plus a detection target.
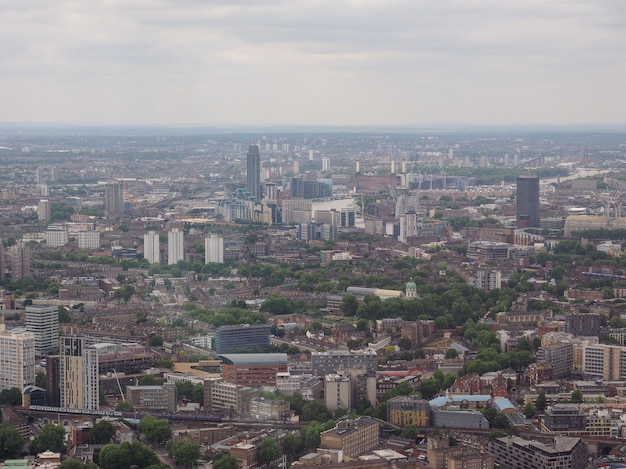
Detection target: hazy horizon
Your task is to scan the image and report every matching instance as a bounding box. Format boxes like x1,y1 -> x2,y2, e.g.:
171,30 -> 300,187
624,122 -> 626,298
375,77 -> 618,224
2,1 -> 626,127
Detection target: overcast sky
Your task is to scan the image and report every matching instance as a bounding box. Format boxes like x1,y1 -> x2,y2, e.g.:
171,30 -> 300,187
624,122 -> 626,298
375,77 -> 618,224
1,0 -> 625,127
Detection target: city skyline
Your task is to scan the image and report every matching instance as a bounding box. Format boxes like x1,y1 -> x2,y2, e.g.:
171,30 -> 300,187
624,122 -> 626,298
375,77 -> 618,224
1,1 -> 625,127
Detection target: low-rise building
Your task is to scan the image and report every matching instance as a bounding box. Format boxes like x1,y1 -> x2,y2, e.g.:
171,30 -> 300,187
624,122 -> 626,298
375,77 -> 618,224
489,435 -> 586,469
126,382 -> 177,413
320,418 -> 379,459
386,395 -> 430,427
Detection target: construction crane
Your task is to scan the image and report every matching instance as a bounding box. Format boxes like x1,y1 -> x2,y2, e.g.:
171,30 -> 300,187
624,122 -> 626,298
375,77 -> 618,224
112,369 -> 125,401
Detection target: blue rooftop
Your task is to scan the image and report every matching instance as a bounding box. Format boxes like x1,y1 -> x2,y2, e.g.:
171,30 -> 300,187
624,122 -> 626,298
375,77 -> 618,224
494,397 -> 516,412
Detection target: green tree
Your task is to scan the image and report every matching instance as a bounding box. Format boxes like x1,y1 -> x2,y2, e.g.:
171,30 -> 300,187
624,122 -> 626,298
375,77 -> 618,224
535,392 -> 547,412
283,432 -> 302,459
570,389 -> 583,403
116,401 -> 133,412
149,335 -> 164,346
137,416 -> 171,444
0,387 -> 22,405
523,402 -> 538,419
91,420 -> 116,444
258,437 -> 283,465
418,379 -> 441,400
0,422 -> 24,459
98,442 -> 160,469
260,295 -> 293,315
403,424 -> 418,440
192,383 -> 204,405
165,440 -> 201,468
340,294 -> 359,316
138,374 -> 159,386
213,455 -> 239,469
492,413 -> 511,429
445,348 -> 459,359
36,372 -> 47,388
301,399 -> 331,422
31,424 -> 65,454
398,337 -> 412,351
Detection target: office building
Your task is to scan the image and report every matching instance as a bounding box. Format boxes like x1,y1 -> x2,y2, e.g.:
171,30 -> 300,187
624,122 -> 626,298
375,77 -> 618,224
565,312 -> 600,337
25,304 -> 59,356
320,418 -> 379,459
386,395 -> 430,427
322,157 -> 330,171
282,199 -> 312,224
542,404 -> 586,433
312,350 -> 378,377
77,230 -> 100,250
204,378 -> 260,418
579,343 -> 626,380
220,353 -> 288,387
516,175 -> 540,228
104,182 -> 124,215
127,383 -> 177,413
60,336 -> 99,410
167,228 -> 184,265
205,234 -> 224,264
0,324 -> 35,392
10,241 -> 31,280
143,231 -> 160,264
489,435 -> 586,469
246,144 -> 261,201
38,199 -> 51,222
215,324 -> 270,354
340,207 -> 356,227
537,342 -> 574,379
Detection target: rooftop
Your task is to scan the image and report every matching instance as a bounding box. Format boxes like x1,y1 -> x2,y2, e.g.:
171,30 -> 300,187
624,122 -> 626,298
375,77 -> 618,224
220,353 -> 288,366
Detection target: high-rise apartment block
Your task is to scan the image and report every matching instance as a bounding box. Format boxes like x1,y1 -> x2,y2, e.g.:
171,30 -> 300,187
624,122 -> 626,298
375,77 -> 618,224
104,182 -> 124,215
38,199 -> 51,222
516,175 -> 540,228
205,234 -> 224,264
324,374 -> 352,411
26,304 -> 59,356
10,241 -> 31,280
46,225 -> 69,247
537,342 -> 574,379
77,230 -> 100,250
167,228 -> 184,265
143,231 -> 160,264
60,336 -> 99,410
246,144 -> 261,201
0,324 -> 35,392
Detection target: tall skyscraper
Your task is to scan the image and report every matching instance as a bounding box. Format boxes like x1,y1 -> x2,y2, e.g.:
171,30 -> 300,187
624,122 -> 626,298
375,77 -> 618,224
25,304 -> 59,357
60,336 -> 99,410
104,182 -> 124,215
205,234 -> 224,264
143,231 -> 160,264
167,228 -> 184,265
38,199 -> 51,222
10,241 -> 31,280
246,144 -> 261,201
0,324 -> 35,392
516,175 -> 540,228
